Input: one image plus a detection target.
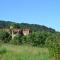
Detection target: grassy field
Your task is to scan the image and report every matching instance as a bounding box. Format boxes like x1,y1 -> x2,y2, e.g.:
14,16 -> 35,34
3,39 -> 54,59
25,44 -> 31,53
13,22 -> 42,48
0,44 -> 54,60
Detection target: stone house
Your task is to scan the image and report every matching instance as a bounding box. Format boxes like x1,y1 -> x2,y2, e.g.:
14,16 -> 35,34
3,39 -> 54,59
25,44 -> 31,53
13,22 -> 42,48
10,28 -> 30,39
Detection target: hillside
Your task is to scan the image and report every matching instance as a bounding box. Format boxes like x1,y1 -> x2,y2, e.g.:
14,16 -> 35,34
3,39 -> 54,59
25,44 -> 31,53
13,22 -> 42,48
0,20 -> 55,32
0,20 -> 60,60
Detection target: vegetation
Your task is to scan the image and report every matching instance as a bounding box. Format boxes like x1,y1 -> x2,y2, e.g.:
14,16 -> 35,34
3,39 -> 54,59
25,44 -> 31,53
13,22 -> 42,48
0,31 -> 11,43
0,44 -> 50,60
46,32 -> 60,60
0,20 -> 55,32
0,20 -> 60,60
10,34 -> 23,45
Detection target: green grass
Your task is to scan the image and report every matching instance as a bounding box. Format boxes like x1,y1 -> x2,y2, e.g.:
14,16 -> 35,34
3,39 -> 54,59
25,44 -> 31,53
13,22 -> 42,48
0,44 -> 54,60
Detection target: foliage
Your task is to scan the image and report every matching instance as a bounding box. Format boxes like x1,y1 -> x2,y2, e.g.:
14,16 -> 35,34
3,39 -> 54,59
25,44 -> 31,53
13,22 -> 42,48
0,20 -> 55,32
10,34 -> 23,45
0,44 -> 49,60
0,45 -> 7,60
10,23 -> 20,29
0,47 -> 7,54
0,20 -> 60,60
19,32 -> 49,47
46,32 -> 60,60
0,31 -> 11,43
28,32 -> 47,46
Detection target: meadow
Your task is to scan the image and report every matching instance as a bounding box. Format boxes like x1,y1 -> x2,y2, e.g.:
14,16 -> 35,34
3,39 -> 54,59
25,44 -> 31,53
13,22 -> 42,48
0,44 -> 54,60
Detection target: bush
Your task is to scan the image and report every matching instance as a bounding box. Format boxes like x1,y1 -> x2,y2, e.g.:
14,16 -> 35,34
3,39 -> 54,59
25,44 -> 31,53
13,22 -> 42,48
10,34 -> 22,45
46,32 -> 60,60
10,31 -> 48,46
21,32 -> 48,47
0,31 -> 11,43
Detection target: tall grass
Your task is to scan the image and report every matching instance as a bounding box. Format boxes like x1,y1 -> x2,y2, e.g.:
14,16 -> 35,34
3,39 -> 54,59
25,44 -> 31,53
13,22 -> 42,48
1,44 -> 50,60
0,44 -> 7,60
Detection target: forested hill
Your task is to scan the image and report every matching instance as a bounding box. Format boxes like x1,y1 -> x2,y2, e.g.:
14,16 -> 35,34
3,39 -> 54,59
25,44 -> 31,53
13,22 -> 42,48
0,20 -> 55,32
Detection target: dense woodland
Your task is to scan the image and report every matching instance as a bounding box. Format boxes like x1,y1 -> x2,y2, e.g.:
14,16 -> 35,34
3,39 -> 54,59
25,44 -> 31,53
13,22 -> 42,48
0,20 -> 60,60
0,20 -> 55,32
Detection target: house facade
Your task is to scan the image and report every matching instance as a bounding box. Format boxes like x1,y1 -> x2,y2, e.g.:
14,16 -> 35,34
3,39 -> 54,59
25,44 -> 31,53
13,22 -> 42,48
10,28 -> 30,39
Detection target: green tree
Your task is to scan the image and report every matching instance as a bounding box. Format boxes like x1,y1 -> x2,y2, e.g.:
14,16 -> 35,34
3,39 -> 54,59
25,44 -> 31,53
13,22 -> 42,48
10,23 -> 20,29
0,31 -> 11,43
10,34 -> 22,45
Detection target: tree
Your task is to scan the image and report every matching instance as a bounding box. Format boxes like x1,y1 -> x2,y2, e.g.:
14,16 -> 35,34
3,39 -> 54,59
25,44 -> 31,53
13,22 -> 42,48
10,23 -> 20,29
10,34 -> 22,45
0,31 -> 11,43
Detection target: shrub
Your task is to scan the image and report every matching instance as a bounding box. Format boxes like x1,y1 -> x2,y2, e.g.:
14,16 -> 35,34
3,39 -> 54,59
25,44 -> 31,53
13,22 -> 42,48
0,31 -> 11,43
22,32 -> 48,47
10,34 -> 22,45
46,33 -> 60,60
